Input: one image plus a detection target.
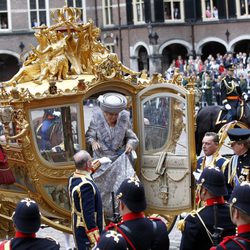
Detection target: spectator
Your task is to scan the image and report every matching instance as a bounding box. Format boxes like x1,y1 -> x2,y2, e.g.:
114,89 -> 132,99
206,6 -> 212,18
213,6 -> 218,18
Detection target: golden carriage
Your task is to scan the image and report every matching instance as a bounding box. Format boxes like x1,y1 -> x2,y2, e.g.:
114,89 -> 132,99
0,5 -> 197,238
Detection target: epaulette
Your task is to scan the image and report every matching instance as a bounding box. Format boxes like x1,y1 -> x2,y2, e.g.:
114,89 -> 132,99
177,219 -> 185,232
187,206 -> 205,218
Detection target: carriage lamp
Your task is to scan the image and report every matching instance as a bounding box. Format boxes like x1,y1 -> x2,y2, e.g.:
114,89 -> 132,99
0,106 -> 14,147
77,79 -> 86,91
49,80 -> 57,95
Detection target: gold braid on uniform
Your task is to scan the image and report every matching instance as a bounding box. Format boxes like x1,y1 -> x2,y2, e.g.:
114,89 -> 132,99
86,227 -> 100,245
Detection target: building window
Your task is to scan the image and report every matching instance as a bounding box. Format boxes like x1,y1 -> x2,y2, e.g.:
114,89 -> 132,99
67,0 -> 85,22
0,0 -> 9,30
164,0 -> 184,21
103,0 -> 113,25
133,0 -> 145,23
29,0 -> 48,28
236,0 -> 250,17
202,0 -> 219,20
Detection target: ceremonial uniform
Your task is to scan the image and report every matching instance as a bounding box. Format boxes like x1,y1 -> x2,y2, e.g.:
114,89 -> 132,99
68,169 -> 103,249
228,150 -> 250,186
180,167 -> 235,250
105,176 -> 169,250
94,230 -> 128,250
0,233 -> 60,250
227,129 -> 250,187
197,154 -> 229,173
197,154 -> 232,198
106,212 -> 169,250
211,182 -> 250,250
221,64 -> 246,121
211,225 -> 250,249
0,198 -> 60,250
180,198 -> 235,250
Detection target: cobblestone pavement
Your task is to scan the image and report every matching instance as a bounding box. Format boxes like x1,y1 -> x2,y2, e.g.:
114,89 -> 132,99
36,218 -> 182,249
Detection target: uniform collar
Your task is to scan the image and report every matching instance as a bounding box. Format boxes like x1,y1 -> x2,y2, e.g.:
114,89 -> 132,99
15,231 -> 36,238
204,197 -> 225,206
237,224 -> 250,235
122,212 -> 145,221
75,169 -> 90,176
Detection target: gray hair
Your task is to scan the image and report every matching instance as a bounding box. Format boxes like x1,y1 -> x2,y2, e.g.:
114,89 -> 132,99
73,150 -> 91,169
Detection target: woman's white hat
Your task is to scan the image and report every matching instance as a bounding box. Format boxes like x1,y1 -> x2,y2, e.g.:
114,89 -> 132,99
98,93 -> 127,113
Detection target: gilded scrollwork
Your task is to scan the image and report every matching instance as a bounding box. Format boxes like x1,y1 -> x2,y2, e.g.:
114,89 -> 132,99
7,109 -> 30,148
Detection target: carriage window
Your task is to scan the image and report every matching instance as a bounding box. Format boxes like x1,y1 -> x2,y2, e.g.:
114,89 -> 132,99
30,104 -> 80,163
142,95 -> 186,154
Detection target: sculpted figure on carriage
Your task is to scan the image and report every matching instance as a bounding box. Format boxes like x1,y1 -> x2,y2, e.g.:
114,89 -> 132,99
0,4 -> 197,240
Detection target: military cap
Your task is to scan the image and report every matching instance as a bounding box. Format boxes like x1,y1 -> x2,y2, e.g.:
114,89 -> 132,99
116,176 -> 146,213
13,198 -> 41,234
95,230 -> 128,250
198,167 -> 228,196
98,93 -> 127,114
225,64 -> 235,71
227,128 -> 250,143
229,182 -> 250,216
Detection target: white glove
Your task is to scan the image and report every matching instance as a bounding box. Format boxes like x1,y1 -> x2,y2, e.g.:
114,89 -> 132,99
193,169 -> 202,181
244,94 -> 248,101
98,157 -> 112,164
225,104 -> 231,110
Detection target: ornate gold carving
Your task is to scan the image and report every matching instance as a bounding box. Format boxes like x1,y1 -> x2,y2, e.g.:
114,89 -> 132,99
7,109 -> 31,148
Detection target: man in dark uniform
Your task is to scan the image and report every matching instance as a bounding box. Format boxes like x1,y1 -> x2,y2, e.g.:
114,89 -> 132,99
68,150 -> 103,250
93,230 -> 128,250
227,128 -> 250,187
106,176 -> 169,250
0,198 -> 60,250
179,167 -> 235,250
221,64 -> 248,121
211,182 -> 250,249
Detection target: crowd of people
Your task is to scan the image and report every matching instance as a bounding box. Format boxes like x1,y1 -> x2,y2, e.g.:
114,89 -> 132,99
166,52 -> 250,107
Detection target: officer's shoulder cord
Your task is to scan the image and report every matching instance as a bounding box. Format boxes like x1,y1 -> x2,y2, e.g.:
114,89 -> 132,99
195,210 -> 214,244
223,78 -> 235,94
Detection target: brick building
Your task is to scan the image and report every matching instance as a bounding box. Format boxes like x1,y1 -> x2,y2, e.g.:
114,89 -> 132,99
0,0 -> 250,80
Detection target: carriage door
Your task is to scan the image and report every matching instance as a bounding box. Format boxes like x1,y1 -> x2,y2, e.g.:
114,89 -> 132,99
137,83 -> 195,215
